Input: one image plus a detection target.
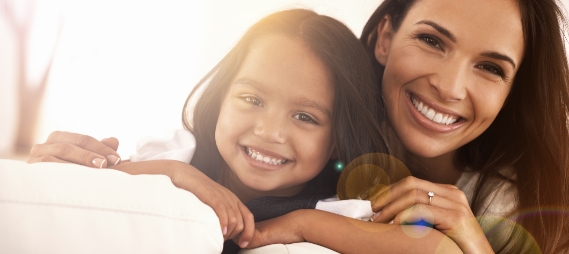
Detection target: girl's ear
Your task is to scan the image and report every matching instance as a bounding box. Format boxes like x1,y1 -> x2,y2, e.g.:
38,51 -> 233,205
375,15 -> 394,66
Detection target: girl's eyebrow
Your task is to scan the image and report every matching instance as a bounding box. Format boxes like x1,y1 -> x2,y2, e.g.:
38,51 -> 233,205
415,20 -> 516,69
233,77 -> 332,118
293,97 -> 332,118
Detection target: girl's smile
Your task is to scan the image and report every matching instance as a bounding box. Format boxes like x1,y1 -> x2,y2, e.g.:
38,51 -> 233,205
215,34 -> 335,200
242,145 -> 291,168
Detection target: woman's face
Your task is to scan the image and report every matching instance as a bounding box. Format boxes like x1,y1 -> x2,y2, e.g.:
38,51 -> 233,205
375,0 -> 524,159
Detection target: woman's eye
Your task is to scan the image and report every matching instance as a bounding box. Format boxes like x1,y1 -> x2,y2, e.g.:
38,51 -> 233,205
243,96 -> 263,106
419,35 -> 442,50
293,113 -> 317,124
476,63 -> 504,77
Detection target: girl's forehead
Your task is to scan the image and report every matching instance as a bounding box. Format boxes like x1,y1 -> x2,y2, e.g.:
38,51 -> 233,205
231,34 -> 335,108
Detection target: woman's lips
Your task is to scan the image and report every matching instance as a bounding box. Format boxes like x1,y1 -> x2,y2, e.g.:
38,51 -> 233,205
406,92 -> 466,133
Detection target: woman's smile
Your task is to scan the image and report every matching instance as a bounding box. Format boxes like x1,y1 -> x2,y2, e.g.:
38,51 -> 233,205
406,92 -> 466,133
375,0 -> 523,159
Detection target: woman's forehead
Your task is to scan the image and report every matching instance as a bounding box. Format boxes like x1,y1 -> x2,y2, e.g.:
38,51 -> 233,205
401,0 -> 524,64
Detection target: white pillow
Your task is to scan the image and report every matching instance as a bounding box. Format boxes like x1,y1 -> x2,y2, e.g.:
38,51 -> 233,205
239,242 -> 339,254
0,159 -> 223,254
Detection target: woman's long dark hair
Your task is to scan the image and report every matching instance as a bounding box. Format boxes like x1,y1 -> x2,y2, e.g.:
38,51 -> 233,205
182,9 -> 388,186
360,0 -> 569,253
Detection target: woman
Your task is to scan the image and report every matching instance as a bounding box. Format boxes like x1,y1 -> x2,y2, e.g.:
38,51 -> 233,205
243,0 -> 569,253
29,0 -> 569,252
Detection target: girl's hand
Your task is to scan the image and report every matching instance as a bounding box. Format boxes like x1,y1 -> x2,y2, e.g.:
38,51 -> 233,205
369,176 -> 493,254
28,131 -> 121,168
110,160 -> 255,248
243,209 -> 306,249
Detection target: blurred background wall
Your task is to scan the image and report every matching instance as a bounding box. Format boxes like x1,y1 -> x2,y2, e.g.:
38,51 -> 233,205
1,0 -> 568,160
0,0 -> 386,159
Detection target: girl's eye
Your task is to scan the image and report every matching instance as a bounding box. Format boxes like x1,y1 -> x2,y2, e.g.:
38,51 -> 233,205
243,96 -> 263,106
293,113 -> 317,124
418,35 -> 442,50
476,63 -> 504,77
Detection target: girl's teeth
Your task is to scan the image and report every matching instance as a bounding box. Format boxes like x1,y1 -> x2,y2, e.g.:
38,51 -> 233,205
247,148 -> 286,165
412,96 -> 458,125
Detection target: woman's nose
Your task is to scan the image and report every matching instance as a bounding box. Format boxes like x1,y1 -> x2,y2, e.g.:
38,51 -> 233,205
430,60 -> 469,102
253,113 -> 287,144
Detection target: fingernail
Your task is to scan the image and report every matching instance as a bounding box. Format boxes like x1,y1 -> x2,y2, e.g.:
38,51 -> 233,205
107,155 -> 121,166
389,220 -> 394,224
222,226 -> 227,236
240,241 -> 249,248
92,158 -> 105,168
371,211 -> 381,221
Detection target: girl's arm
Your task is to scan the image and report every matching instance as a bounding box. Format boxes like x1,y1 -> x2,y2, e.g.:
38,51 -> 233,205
27,131 -> 254,248
108,160 -> 255,248
247,209 -> 463,254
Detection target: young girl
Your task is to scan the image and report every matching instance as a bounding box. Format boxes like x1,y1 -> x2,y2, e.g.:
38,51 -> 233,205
28,8 -> 389,252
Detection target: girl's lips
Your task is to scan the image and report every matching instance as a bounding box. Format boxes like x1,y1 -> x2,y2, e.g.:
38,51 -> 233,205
406,92 -> 466,133
240,145 -> 291,171
245,145 -> 291,161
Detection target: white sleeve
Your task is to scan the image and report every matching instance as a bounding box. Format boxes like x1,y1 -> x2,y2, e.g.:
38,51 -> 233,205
315,196 -> 375,221
129,129 -> 196,163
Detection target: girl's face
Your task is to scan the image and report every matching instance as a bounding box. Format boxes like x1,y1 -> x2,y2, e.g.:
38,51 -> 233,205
215,35 -> 335,197
376,0 -> 524,159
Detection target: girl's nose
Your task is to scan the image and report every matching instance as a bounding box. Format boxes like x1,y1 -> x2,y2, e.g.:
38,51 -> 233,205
253,113 -> 287,144
430,60 -> 469,102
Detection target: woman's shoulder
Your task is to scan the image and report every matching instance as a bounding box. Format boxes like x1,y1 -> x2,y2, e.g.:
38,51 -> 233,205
455,167 -> 517,216
456,167 -> 521,251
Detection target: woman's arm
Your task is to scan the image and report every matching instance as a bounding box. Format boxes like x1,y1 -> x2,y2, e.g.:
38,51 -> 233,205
247,209 -> 462,254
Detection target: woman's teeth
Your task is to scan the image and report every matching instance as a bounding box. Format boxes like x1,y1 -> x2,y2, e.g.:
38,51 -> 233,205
246,147 -> 287,165
412,97 -> 458,125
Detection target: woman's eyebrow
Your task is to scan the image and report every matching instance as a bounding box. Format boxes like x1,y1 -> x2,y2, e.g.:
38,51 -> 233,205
416,20 -> 456,42
481,52 -> 516,69
415,20 -> 516,69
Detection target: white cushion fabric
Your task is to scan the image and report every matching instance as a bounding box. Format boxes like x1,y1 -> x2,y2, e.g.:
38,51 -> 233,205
239,242 -> 339,254
0,159 -> 223,254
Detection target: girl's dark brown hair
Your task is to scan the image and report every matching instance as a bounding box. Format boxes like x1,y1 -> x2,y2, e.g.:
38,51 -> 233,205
360,0 -> 569,253
182,9 -> 388,184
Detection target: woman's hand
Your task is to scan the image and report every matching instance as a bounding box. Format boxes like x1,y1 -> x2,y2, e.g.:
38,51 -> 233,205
369,176 -> 493,254
110,160 -> 255,248
245,209 -> 463,253
28,131 -> 121,168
